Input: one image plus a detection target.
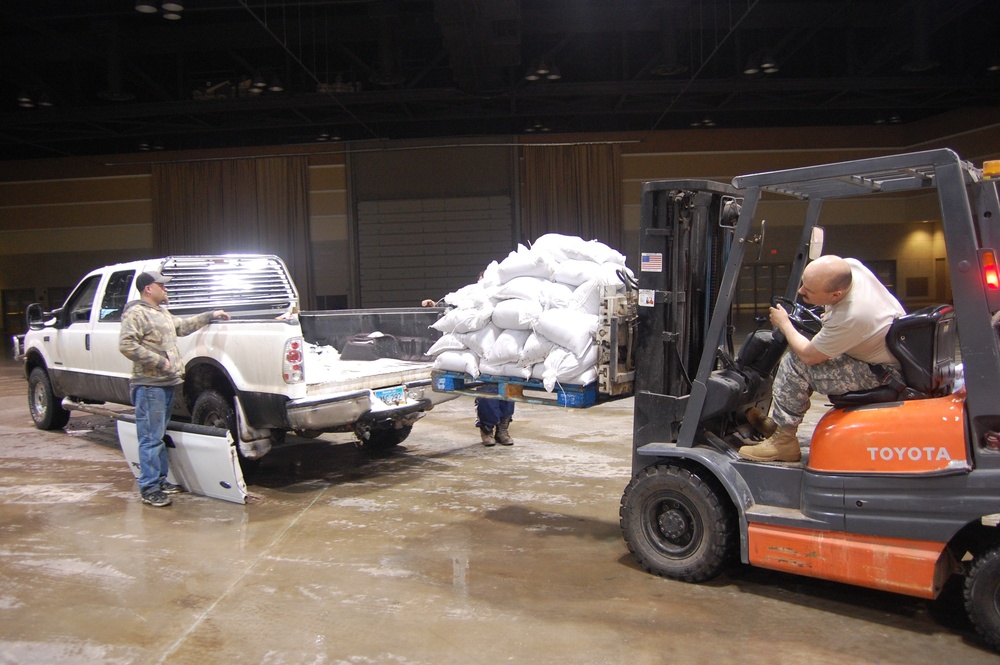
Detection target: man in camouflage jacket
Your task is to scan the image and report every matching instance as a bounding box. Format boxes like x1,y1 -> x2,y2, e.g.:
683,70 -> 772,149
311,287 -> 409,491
119,270 -> 229,507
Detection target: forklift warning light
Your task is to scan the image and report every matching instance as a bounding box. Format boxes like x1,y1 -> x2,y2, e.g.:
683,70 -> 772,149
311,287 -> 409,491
982,250 -> 1000,290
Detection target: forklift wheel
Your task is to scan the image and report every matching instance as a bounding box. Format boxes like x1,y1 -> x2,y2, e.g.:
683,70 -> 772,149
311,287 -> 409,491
620,464 -> 735,583
964,546 -> 1000,652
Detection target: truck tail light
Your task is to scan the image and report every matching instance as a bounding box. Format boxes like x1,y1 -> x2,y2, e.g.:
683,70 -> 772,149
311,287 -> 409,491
982,249 -> 1000,290
283,337 -> 304,383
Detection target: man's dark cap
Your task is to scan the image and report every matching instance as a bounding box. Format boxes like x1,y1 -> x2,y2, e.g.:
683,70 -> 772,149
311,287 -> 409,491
136,270 -> 172,292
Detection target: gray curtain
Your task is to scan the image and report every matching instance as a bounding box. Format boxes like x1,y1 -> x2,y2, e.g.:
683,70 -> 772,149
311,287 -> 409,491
519,143 -> 622,250
152,156 -> 313,307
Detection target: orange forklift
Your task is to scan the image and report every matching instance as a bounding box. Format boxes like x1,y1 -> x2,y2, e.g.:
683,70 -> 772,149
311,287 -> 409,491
619,149 -> 1000,649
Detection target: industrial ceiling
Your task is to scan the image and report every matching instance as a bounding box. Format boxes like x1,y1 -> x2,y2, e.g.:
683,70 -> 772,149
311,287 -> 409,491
1,0 -> 998,161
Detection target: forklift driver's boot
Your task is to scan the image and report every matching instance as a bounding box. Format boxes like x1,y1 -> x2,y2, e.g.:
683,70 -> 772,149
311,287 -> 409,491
738,427 -> 801,463
481,425 -> 497,447
495,418 -> 514,446
746,407 -> 777,437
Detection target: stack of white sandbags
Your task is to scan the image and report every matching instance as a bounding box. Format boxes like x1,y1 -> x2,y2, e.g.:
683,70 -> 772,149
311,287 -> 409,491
429,233 -> 632,392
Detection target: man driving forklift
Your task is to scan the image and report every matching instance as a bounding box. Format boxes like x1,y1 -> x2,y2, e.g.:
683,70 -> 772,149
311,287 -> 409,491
738,255 -> 905,462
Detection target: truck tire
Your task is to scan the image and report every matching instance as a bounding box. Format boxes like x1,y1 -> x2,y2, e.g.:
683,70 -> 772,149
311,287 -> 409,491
964,545 -> 1000,651
28,367 -> 70,430
620,464 -> 735,583
191,389 -> 236,434
359,425 -> 412,452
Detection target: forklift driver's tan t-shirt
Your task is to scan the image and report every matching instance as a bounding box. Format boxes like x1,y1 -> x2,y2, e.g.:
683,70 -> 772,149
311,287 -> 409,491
810,258 -> 906,367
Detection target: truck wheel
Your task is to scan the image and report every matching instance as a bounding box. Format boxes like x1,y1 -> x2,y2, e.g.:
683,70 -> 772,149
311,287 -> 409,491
191,389 -> 236,434
359,425 -> 412,452
620,464 -> 735,582
964,545 -> 1000,651
28,367 -> 70,430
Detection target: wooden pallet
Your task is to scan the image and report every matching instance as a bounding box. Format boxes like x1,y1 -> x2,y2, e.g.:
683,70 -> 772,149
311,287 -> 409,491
432,370 -> 600,408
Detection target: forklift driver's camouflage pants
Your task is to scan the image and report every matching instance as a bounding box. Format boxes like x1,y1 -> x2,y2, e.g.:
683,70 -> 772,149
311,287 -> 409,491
770,351 -> 900,429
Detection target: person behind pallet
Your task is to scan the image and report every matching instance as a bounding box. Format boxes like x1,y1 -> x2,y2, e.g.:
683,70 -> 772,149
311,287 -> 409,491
738,255 -> 905,463
119,271 -> 230,507
423,273 -> 515,447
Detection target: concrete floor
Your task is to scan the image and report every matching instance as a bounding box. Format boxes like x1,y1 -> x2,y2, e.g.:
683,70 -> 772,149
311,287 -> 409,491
0,354 -> 997,665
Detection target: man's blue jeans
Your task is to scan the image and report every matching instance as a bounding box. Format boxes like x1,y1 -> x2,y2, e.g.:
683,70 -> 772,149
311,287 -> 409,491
132,385 -> 176,494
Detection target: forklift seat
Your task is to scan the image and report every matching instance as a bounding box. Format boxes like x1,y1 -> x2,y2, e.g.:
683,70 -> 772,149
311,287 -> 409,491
828,304 -> 956,408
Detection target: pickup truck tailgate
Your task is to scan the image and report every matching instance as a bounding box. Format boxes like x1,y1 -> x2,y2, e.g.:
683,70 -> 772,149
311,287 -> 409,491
305,357 -> 434,394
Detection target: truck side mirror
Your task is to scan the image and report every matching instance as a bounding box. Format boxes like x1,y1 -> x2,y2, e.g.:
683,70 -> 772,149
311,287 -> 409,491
808,226 -> 825,260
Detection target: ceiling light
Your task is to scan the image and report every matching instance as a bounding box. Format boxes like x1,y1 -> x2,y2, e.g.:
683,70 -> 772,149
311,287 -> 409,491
16,90 -> 32,104
760,52 -> 778,74
135,0 -> 157,13
161,1 -> 184,10
545,65 -> 561,81
36,92 -> 53,107
162,12 -> 182,20
267,76 -> 284,92
534,62 -> 550,77
743,57 -> 760,76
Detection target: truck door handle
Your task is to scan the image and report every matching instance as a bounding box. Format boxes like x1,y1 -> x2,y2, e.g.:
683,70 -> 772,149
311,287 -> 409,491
85,334 -> 90,351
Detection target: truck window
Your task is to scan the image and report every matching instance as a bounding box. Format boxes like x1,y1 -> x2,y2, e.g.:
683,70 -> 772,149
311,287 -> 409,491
65,275 -> 101,324
99,270 -> 135,322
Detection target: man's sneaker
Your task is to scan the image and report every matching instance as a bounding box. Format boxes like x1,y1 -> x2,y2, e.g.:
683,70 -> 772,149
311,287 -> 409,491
141,490 -> 172,507
160,481 -> 185,494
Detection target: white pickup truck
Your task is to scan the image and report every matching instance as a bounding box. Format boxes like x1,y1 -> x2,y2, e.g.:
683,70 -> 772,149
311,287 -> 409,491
13,254 -> 454,461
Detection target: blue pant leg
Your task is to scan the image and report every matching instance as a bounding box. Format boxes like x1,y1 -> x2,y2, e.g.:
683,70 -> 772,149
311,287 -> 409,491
476,396 -> 502,428
134,386 -> 173,494
476,395 -> 515,427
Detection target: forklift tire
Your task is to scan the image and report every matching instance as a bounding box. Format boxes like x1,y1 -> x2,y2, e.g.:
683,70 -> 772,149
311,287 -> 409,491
28,367 -> 71,431
620,464 -> 735,583
964,546 -> 1000,652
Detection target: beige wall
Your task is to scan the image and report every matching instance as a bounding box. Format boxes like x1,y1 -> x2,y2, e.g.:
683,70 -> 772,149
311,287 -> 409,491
1,108 -> 998,339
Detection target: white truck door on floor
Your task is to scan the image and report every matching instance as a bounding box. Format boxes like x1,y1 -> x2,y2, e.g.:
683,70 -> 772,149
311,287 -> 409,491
117,417 -> 248,504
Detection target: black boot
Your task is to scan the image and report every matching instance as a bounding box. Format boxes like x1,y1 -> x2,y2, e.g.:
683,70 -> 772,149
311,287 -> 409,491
495,418 -> 513,445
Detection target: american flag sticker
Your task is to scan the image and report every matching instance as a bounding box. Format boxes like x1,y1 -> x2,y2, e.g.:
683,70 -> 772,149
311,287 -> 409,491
640,252 -> 663,272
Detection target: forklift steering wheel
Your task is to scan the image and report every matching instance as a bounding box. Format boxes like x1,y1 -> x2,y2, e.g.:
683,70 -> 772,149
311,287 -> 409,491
771,296 -> 823,337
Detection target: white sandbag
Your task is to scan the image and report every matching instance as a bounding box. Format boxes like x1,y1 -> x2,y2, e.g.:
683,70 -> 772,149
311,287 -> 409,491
552,259 -> 606,287
442,281 -> 493,310
492,298 -> 542,330
492,276 -> 550,301
431,303 -> 495,334
480,260 -> 501,288
479,361 -> 532,380
541,344 -> 599,392
497,244 -> 553,283
519,332 -> 556,366
539,282 -> 575,309
426,333 -> 466,356
571,279 -> 603,314
483,328 -> 531,365
433,350 -> 480,378
530,233 -> 585,263
533,308 -> 598,356
531,233 -> 626,266
455,322 -> 501,356
561,367 -> 598,387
